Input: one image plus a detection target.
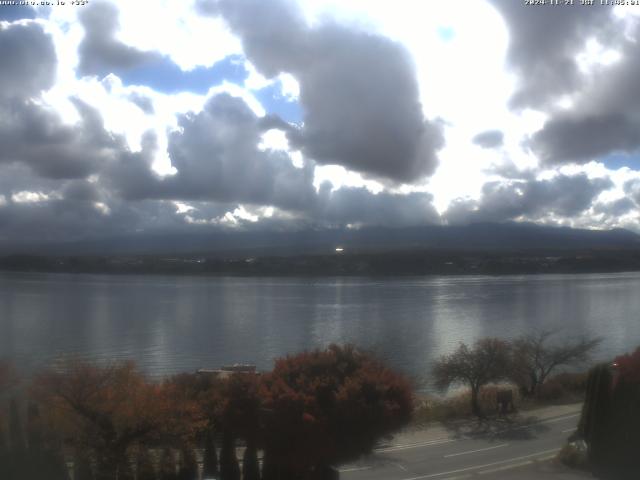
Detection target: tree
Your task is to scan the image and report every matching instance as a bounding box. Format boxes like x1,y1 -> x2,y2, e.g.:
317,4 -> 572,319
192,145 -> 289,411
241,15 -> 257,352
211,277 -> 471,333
613,346 -> 640,383
433,338 -> 511,417
165,372 -> 222,471
202,428 -> 218,477
9,397 -> 25,453
0,360 -> 16,452
510,330 -> 601,397
217,372 -> 261,480
242,441 -> 260,480
260,344 -> 413,479
32,361 -> 200,480
219,428 -> 240,480
0,360 -> 15,393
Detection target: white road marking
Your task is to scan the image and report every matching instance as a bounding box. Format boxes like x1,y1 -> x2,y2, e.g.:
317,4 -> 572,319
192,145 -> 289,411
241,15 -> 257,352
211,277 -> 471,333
443,443 -> 509,458
492,412 -> 580,435
338,465 -> 372,473
562,427 -> 577,433
541,413 -> 580,424
478,453 -> 558,475
478,459 -> 533,475
376,438 -> 455,453
377,411 -> 579,454
399,448 -> 561,480
391,462 -> 409,472
341,411 -> 579,476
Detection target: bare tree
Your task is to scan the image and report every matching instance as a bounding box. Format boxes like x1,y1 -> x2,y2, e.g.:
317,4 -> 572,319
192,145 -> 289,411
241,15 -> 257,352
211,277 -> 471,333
433,338 -> 511,417
510,330 -> 601,397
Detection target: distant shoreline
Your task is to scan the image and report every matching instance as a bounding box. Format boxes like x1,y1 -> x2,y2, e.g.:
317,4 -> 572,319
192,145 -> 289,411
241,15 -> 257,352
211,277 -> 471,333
2,249 -> 640,277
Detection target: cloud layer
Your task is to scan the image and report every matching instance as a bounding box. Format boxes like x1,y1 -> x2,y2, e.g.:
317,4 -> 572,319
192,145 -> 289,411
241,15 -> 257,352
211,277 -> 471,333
198,0 -> 444,183
0,0 -> 638,250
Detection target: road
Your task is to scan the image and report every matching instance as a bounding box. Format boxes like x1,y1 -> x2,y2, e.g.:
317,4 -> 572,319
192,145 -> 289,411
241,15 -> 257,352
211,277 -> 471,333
338,406 -> 586,480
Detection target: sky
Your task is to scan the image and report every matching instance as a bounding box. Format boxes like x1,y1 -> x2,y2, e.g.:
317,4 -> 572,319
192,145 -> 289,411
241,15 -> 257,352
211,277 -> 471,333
1,0 -> 640,249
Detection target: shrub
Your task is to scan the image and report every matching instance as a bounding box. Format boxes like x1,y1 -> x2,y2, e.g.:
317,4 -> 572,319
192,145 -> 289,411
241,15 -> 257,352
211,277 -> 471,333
413,385 -> 520,423
558,441 -> 588,469
536,372 -> 587,403
260,344 -> 413,477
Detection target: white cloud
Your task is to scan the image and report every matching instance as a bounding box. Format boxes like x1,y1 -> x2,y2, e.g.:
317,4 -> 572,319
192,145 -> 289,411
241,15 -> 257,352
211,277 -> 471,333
278,72 -> 300,100
12,191 -> 59,204
107,0 -> 241,70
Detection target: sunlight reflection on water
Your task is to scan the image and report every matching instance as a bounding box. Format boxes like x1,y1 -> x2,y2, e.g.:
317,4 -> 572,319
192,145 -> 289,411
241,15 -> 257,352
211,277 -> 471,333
1,271 -> 639,390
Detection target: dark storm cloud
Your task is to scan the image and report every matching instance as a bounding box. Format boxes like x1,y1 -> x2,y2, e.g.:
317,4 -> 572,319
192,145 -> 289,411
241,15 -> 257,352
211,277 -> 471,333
530,23 -> 640,165
289,24 -> 445,183
0,194 -> 190,246
315,185 -> 440,227
0,81 -> 440,247
172,185 -> 442,230
197,0 -> 444,183
593,197 -> 636,217
0,21 -> 173,245
195,0 -> 306,76
77,0 -> 164,77
531,113 -> 640,166
168,94 -> 317,209
488,161 -> 536,181
106,92 -> 442,228
444,173 -> 613,224
61,180 -> 102,203
472,130 -> 503,149
493,1 -> 640,165
489,0 -> 617,110
0,163 -> 201,246
109,93 -> 318,212
0,22 -> 123,180
0,97 -> 123,179
0,22 -> 56,99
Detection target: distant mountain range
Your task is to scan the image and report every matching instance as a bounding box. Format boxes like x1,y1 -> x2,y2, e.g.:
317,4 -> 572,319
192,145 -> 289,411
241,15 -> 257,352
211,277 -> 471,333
2,222 -> 639,257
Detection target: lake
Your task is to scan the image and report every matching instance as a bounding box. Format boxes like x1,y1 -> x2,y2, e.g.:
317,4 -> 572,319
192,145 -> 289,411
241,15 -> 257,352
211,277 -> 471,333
1,271 -> 639,388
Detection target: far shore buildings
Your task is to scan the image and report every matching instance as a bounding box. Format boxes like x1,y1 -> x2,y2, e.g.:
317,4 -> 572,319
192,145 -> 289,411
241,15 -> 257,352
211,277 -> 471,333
196,364 -> 258,379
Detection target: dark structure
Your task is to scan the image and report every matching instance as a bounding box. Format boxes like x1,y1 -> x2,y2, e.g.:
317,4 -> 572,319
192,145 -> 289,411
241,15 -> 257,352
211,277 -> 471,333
576,360 -> 640,479
496,389 -> 515,414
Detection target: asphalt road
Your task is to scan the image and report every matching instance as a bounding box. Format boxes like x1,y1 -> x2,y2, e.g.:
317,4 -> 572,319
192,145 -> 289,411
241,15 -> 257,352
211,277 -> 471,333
338,411 -> 582,480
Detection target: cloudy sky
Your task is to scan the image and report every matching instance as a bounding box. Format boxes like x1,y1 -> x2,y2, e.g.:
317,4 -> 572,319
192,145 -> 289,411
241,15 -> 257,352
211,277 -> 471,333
1,0 -> 640,249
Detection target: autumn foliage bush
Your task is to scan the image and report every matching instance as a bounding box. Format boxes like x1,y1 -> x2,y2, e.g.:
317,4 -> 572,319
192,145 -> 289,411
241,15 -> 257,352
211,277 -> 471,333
260,345 -> 413,478
30,361 -> 204,479
0,345 -> 413,480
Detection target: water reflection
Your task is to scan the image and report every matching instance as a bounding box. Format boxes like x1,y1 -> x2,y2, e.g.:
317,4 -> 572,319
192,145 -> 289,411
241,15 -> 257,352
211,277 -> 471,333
1,272 -> 639,389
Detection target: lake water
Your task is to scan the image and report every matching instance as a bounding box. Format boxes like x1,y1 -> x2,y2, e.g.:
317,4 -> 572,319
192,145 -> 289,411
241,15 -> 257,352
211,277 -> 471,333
1,271 -> 639,388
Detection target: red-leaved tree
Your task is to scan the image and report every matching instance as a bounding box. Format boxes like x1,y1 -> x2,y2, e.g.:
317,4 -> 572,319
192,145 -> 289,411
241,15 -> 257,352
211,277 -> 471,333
260,345 -> 413,479
613,346 -> 640,384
